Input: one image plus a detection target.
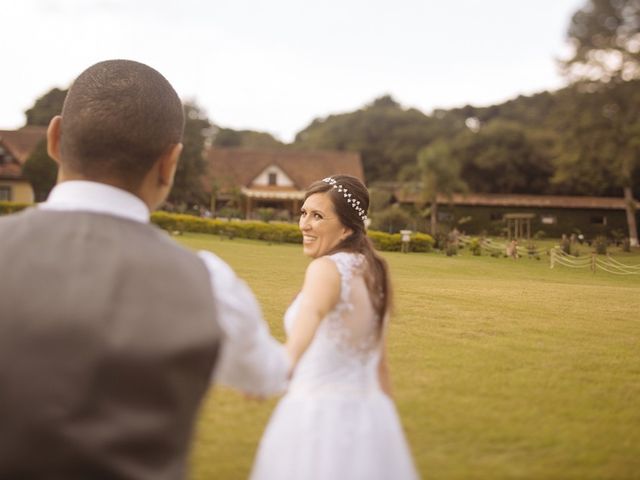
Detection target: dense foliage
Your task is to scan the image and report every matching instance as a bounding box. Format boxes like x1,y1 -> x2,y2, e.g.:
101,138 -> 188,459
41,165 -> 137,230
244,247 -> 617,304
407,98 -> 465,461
25,88 -> 67,126
212,128 -> 283,148
563,0 -> 640,83
294,95 -> 451,183
166,102 -> 211,209
291,83 -> 640,200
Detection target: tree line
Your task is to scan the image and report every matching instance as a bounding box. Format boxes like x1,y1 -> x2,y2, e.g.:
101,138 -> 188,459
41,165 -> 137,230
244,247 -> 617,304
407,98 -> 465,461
17,0 -> 640,243
292,0 -> 640,244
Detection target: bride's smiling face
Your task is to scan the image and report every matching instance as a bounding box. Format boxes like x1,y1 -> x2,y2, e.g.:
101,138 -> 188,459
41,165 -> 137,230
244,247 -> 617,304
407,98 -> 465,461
299,192 -> 352,258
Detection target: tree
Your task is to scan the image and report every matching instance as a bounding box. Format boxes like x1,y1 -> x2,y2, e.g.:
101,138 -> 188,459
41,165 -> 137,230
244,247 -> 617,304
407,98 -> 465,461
294,95 -> 447,183
22,140 -> 58,201
415,140 -> 467,235
562,0 -> 640,246
25,88 -> 68,126
167,102 -> 212,209
563,0 -> 640,83
453,120 -> 556,195
552,81 -> 640,244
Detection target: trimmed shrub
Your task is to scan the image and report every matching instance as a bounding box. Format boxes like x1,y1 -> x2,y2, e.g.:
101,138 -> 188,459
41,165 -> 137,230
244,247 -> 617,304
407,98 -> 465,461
368,231 -> 402,251
469,237 -> 482,256
151,212 -> 303,243
367,230 -> 434,253
410,233 -> 435,253
0,201 -> 31,215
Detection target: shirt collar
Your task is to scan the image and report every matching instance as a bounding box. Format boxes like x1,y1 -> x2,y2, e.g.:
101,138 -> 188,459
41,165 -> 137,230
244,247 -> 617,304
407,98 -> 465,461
39,180 -> 150,224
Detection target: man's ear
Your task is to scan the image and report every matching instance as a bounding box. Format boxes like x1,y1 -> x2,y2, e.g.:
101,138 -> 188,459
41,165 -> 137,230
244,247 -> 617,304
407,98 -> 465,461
158,143 -> 183,187
47,116 -> 62,165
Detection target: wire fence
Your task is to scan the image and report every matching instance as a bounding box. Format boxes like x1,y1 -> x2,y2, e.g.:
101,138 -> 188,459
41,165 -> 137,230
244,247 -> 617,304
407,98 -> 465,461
457,235 -> 640,276
549,248 -> 640,275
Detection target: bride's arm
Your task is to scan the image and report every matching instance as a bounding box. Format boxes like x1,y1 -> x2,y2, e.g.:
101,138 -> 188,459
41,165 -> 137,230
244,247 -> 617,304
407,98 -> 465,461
285,257 -> 341,369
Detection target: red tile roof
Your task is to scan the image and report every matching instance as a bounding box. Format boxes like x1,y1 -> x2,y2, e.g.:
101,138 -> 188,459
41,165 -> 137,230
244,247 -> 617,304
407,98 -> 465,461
204,147 -> 364,193
0,126 -> 47,164
0,162 -> 23,180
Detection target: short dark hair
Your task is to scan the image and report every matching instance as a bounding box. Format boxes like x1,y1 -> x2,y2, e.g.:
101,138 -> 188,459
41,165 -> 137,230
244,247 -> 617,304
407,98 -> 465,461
304,174 -> 392,325
60,59 -> 184,187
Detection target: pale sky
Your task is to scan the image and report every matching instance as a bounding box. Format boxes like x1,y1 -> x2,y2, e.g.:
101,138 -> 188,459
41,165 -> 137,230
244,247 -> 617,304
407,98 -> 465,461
3,0 -> 585,143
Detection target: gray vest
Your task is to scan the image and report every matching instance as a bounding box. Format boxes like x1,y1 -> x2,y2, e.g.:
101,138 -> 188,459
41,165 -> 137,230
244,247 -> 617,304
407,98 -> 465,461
0,208 -> 221,480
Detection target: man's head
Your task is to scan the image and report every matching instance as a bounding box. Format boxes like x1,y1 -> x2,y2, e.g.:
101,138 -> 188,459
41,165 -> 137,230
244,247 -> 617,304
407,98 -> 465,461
47,60 -> 184,208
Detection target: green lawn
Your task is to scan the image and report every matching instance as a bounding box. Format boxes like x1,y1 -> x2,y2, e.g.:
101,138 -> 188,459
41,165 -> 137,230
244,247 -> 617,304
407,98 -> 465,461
177,233 -> 640,480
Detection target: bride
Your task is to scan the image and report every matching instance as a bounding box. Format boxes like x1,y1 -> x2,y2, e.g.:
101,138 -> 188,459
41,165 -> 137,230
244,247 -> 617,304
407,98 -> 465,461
251,175 -> 419,480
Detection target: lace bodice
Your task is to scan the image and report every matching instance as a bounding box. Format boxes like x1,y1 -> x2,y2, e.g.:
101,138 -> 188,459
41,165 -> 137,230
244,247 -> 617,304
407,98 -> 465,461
284,252 -> 382,396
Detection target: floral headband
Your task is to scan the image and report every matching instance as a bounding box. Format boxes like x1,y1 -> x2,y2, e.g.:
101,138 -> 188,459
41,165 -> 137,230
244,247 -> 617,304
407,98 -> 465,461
322,177 -> 368,222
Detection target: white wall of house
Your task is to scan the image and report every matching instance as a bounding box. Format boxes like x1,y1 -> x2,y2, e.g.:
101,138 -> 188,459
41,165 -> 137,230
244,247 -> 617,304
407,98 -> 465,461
251,165 -> 294,187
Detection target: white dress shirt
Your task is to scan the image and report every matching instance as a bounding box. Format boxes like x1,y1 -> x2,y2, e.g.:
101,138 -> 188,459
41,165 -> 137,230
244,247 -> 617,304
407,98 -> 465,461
40,180 -> 290,396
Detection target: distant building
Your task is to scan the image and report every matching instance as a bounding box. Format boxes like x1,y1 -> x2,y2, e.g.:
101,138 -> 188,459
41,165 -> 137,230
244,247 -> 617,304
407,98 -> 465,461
391,190 -> 639,238
204,147 -> 364,219
0,126 -> 47,203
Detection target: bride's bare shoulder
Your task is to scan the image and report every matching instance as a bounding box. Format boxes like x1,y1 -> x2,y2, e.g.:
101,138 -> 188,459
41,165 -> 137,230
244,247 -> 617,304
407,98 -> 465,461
304,256 -> 340,282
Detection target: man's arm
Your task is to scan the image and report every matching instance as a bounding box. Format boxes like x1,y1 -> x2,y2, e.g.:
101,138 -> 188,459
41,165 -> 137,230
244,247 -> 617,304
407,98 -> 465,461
198,251 -> 290,396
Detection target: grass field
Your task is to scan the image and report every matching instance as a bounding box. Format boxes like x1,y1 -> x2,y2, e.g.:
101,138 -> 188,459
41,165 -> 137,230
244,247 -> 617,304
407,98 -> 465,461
177,233 -> 640,480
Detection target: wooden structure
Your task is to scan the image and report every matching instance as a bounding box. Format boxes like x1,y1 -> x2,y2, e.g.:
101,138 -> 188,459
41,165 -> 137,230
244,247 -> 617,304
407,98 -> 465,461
504,213 -> 535,240
389,187 -> 639,237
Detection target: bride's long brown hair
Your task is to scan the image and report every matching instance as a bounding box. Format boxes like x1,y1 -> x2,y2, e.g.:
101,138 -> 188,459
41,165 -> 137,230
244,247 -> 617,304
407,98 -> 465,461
304,175 -> 392,327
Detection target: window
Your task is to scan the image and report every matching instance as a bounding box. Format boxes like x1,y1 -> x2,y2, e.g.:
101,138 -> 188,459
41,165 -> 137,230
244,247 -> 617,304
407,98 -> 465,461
541,215 -> 557,225
590,215 -> 607,225
268,172 -> 277,186
490,212 -> 503,221
0,186 -> 12,201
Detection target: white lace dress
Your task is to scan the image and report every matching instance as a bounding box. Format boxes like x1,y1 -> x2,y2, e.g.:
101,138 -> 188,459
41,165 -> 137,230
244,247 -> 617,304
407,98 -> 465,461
251,252 -> 419,480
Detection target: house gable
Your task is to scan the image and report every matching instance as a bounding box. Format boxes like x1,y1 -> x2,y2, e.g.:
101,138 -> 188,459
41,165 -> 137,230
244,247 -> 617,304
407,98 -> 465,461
250,164 -> 296,188
0,126 -> 47,203
0,126 -> 47,164
204,147 -> 365,194
0,143 -> 23,179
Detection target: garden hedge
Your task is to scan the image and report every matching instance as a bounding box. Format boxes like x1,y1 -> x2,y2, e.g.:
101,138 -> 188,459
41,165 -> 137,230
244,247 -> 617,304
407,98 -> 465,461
0,205 -> 434,252
152,212 -> 434,252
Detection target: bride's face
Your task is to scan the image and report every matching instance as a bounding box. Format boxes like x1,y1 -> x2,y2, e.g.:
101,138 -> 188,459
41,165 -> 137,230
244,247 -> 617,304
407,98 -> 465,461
299,192 -> 351,258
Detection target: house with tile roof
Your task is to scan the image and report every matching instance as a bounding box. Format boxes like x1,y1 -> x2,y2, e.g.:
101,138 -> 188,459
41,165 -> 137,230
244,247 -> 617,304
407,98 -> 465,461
204,147 -> 364,219
0,126 -> 47,203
